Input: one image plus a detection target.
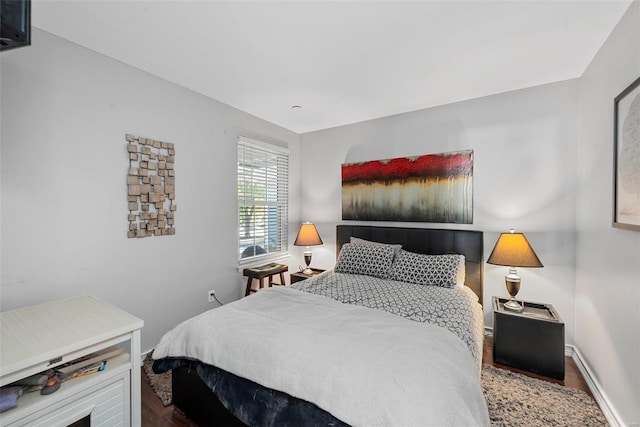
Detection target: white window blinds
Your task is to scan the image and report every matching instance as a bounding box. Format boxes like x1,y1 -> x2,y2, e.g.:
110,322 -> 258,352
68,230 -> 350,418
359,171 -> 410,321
237,137 -> 289,262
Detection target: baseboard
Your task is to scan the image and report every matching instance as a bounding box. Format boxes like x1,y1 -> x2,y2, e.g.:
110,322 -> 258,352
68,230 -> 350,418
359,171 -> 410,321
570,346 -> 626,427
484,326 -> 492,336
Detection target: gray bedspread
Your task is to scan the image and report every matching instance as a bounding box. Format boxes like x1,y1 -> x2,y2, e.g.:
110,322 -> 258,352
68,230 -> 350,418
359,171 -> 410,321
153,271 -> 488,426
290,271 -> 485,369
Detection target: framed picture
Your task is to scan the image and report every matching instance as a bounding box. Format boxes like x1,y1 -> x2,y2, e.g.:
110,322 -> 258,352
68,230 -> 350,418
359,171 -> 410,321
613,77 -> 640,231
342,150 -> 473,223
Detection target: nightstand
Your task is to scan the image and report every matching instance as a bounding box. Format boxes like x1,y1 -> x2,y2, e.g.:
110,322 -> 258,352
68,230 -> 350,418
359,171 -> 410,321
492,296 -> 565,380
290,268 -> 326,284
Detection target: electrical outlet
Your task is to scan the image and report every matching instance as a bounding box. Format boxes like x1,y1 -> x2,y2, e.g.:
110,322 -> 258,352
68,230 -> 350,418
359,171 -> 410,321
208,289 -> 216,303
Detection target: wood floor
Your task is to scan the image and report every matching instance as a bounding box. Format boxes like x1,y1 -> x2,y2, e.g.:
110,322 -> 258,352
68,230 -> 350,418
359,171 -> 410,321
141,366 -> 197,427
141,336 -> 592,426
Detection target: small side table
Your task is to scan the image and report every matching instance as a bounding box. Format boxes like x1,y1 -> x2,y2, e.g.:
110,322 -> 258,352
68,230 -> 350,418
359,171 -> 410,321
493,296 -> 565,380
243,263 -> 288,296
290,268 -> 326,284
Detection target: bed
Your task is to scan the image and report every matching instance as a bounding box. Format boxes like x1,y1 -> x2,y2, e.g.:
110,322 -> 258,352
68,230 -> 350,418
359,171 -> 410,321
152,225 -> 488,426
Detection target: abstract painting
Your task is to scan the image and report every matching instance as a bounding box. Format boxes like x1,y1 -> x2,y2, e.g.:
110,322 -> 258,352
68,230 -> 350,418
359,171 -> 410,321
613,77 -> 640,231
342,150 -> 473,223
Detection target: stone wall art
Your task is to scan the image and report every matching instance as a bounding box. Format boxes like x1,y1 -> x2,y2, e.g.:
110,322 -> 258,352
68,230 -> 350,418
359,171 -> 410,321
342,150 -> 473,224
126,134 -> 176,238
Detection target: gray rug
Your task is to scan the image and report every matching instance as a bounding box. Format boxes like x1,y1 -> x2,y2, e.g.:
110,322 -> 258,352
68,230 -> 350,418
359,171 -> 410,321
143,353 -> 172,406
481,365 -> 608,426
143,355 -> 608,426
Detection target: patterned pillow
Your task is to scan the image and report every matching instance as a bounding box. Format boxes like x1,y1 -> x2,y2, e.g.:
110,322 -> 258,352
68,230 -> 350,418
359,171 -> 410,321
334,243 -> 395,279
390,250 -> 465,288
350,237 -> 402,259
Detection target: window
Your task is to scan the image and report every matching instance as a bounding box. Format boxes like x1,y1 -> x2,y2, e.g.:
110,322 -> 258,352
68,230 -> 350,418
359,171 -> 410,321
237,137 -> 289,263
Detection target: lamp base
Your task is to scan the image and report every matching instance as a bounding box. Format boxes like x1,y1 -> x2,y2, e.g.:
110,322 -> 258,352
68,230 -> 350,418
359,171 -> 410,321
504,270 -> 523,312
302,250 -> 313,275
503,298 -> 524,312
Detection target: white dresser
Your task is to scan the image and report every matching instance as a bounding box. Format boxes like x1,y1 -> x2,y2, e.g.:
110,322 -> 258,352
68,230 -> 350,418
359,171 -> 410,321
0,296 -> 144,426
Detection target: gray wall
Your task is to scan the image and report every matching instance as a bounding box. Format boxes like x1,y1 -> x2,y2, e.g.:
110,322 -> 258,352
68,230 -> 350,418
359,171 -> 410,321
0,29 -> 302,352
300,80 -> 580,343
576,2 -> 640,424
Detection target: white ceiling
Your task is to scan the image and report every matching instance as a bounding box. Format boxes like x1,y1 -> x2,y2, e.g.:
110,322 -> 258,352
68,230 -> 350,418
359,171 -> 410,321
32,0 -> 632,134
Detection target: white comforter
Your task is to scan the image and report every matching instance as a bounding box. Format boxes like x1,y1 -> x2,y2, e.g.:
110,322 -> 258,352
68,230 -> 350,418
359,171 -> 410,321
153,286 -> 490,427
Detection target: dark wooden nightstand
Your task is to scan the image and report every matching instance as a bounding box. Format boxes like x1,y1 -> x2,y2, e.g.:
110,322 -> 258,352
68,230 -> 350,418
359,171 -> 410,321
290,268 -> 326,284
493,296 -> 565,380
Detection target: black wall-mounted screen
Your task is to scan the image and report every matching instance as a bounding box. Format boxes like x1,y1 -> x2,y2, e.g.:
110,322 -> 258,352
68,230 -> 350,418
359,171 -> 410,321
0,0 -> 31,52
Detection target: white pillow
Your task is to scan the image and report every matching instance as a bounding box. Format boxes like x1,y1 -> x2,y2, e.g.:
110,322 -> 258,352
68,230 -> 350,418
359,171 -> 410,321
390,250 -> 465,288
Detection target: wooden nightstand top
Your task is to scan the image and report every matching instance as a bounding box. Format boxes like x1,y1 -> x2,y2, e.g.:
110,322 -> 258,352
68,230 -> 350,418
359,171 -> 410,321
493,296 -> 562,322
290,268 -> 326,284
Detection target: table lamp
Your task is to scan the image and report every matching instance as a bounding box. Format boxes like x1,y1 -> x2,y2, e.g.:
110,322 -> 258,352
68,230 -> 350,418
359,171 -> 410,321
294,222 -> 323,274
487,229 -> 543,312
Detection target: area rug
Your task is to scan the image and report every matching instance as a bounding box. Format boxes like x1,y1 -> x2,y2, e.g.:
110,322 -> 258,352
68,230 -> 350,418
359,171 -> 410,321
143,356 -> 608,426
143,353 -> 172,406
481,365 -> 608,427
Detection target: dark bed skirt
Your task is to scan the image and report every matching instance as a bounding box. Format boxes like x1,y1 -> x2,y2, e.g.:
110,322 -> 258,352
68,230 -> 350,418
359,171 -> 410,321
172,364 -> 246,426
154,358 -> 348,427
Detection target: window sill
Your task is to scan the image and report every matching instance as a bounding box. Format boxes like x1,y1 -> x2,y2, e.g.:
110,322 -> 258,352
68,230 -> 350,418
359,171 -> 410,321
237,253 -> 291,271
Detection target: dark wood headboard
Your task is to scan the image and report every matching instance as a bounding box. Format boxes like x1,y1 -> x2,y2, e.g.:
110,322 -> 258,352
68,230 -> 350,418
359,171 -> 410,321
337,225 -> 484,304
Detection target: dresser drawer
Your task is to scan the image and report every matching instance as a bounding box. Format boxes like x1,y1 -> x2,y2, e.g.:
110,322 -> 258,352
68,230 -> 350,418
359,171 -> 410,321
9,374 -> 129,427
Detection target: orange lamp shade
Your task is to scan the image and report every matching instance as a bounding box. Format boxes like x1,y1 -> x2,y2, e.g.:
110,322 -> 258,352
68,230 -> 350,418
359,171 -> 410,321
487,232 -> 543,268
294,222 -> 323,247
